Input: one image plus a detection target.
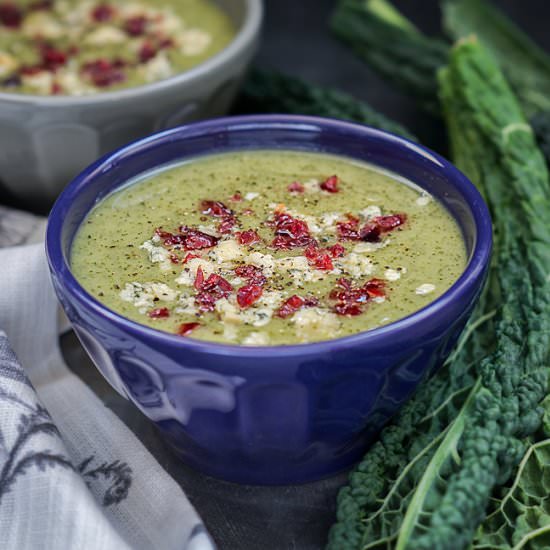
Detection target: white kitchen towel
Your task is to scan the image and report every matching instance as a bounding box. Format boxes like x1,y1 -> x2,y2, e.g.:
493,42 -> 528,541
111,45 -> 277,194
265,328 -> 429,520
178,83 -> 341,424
0,206 -> 215,550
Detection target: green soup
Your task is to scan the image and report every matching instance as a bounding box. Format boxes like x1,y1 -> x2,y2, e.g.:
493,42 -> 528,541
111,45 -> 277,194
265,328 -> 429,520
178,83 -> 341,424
0,0 -> 235,95
71,150 -> 468,345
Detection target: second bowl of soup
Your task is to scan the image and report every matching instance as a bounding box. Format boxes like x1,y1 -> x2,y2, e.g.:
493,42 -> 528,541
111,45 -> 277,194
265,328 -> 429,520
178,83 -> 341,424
46,115 -> 492,484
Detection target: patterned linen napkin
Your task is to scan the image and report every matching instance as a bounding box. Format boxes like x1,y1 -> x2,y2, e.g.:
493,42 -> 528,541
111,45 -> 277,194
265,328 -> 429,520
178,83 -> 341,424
0,206 -> 214,550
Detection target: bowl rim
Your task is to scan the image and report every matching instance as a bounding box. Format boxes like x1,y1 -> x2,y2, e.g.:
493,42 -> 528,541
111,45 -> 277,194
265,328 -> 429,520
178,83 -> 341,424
46,114 -> 493,357
0,0 -> 263,106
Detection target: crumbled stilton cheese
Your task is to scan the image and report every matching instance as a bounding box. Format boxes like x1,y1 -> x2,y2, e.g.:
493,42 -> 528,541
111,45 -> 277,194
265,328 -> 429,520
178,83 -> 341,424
119,282 -> 179,313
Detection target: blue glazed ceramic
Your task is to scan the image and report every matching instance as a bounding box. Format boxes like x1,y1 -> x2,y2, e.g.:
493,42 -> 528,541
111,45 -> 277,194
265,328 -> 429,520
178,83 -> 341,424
46,115 -> 492,485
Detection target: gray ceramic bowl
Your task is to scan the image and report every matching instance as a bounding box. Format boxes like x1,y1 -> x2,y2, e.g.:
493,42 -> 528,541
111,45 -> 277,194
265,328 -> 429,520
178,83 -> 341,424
0,0 -> 262,203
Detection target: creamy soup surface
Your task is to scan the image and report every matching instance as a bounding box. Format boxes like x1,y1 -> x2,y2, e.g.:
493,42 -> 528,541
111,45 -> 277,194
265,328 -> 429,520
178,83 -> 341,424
0,0 -> 235,95
71,150 -> 468,345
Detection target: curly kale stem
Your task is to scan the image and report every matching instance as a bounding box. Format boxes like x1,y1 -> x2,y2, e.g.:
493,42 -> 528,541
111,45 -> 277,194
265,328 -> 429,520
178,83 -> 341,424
512,524 -> 550,550
394,378 -> 481,550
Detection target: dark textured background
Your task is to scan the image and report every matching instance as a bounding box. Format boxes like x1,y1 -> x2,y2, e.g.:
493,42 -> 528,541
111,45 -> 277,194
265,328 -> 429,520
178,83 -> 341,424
7,1 -> 550,548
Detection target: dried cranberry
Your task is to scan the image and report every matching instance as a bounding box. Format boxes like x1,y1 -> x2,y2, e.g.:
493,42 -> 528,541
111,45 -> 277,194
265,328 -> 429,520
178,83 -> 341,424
82,59 -> 126,87
50,82 -> 62,94
305,244 -> 334,271
237,229 -> 261,246
276,295 -> 304,318
138,41 -> 157,63
148,307 -> 170,319
91,3 -> 115,22
19,66 -> 43,76
124,15 -> 147,36
271,212 -> 314,250
374,213 -> 407,231
218,216 -> 236,234
241,208 -> 254,216
237,284 -> 263,309
178,322 -> 201,336
182,253 -> 200,264
329,277 -> 386,316
328,243 -> 345,258
158,37 -> 174,49
41,47 -> 67,70
0,3 -> 22,28
195,273 -> 232,312
359,222 -> 381,243
201,200 -> 233,218
336,214 -> 361,241
159,227 -> 219,250
287,181 -> 304,193
234,265 -> 266,286
320,175 -> 339,193
194,266 -> 205,290
229,192 -> 242,202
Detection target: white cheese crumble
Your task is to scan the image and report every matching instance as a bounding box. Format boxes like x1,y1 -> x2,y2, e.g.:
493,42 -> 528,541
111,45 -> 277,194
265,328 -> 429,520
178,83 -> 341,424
142,52 -> 173,83
415,283 -> 436,295
0,52 -> 18,78
384,268 -> 401,281
140,239 -> 172,271
242,332 -> 270,346
303,179 -> 320,193
22,12 -> 64,39
119,282 -> 179,313
21,71 -> 54,94
84,26 -> 127,45
291,308 -> 340,341
246,252 -> 275,277
216,291 -> 283,327
353,239 -> 391,253
359,205 -> 382,220
416,193 -> 433,206
335,253 -> 374,278
244,192 -> 260,201
211,239 -> 244,263
174,294 -> 198,316
180,29 -> 212,56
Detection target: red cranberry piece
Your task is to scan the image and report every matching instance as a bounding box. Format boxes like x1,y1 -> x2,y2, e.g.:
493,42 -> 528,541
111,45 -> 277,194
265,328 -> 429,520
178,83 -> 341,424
218,216 -> 236,235
182,253 -> 200,264
237,284 -> 263,309
360,222 -> 381,243
305,244 -> 334,271
0,3 -> 22,28
363,278 -> 386,298
50,82 -> 62,94
241,208 -> 254,216
374,213 -> 407,231
82,59 -> 126,88
287,181 -> 304,193
328,243 -> 345,258
271,213 -> 314,250
178,322 -> 201,336
320,175 -> 339,193
334,303 -> 362,316
237,229 -> 261,246
91,3 -> 115,22
337,215 -> 361,241
158,37 -> 174,49
178,227 -> 220,250
19,66 -> 43,76
41,47 -> 67,70
148,307 -> 170,319
201,200 -> 233,218
229,192 -> 242,202
276,295 -> 304,318
138,41 -> 157,63
234,265 -> 267,286
194,266 -> 205,290
124,15 -> 147,36
194,273 -> 233,312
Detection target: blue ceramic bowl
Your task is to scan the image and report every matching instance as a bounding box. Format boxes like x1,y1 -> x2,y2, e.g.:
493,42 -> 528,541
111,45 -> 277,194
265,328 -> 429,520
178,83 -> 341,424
46,115 -> 492,485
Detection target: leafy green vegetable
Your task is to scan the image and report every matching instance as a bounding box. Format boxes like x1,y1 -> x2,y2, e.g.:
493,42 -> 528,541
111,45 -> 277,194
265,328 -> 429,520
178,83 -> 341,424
331,0 -> 550,161
328,38 -> 550,550
331,0 -> 447,112
443,0 -> 550,117
236,69 -> 416,140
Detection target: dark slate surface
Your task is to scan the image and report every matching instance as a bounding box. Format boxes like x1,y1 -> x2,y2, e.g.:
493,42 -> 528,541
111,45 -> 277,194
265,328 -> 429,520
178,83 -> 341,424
17,1 -> 550,548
